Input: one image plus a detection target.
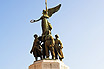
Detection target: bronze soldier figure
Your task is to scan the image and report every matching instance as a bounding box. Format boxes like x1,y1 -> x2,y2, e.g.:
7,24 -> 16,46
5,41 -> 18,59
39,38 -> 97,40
30,34 -> 43,61
45,30 -> 55,59
54,34 -> 64,61
38,36 -> 46,59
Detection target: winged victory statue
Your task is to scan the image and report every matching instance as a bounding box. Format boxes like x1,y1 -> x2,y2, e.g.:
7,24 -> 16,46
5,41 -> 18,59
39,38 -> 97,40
30,3 -> 61,37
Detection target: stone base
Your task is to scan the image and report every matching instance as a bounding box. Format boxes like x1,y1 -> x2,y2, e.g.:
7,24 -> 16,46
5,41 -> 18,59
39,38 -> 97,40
29,60 -> 69,69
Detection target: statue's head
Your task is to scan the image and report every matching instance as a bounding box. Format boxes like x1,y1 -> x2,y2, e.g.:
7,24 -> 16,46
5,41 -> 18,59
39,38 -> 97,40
42,10 -> 49,18
55,34 -> 59,38
42,10 -> 47,14
34,34 -> 38,38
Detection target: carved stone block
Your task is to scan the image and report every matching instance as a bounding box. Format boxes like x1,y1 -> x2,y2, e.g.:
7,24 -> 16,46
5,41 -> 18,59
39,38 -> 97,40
29,60 -> 69,69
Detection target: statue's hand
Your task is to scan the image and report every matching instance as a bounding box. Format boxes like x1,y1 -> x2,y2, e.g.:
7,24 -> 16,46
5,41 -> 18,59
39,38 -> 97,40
30,50 -> 32,54
49,45 -> 52,47
50,44 -> 54,47
39,45 -> 42,49
30,19 -> 35,23
60,46 -> 63,49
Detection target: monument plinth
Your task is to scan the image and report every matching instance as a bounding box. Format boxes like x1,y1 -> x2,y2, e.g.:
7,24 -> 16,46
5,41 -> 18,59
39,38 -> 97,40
29,60 -> 69,69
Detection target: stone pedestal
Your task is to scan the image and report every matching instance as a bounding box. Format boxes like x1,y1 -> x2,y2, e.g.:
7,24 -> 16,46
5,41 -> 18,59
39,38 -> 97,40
29,60 -> 69,69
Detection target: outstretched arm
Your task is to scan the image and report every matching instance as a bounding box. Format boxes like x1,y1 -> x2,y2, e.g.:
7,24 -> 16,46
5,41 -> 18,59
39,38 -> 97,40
30,17 -> 42,23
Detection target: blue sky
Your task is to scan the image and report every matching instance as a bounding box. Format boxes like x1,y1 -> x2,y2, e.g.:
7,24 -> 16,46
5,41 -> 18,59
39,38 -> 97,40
0,0 -> 104,69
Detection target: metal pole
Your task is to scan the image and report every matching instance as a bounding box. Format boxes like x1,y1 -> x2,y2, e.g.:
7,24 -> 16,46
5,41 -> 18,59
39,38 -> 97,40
45,0 -> 48,13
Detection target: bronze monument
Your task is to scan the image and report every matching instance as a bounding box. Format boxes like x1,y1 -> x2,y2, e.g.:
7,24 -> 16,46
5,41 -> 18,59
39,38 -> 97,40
30,0 -> 64,61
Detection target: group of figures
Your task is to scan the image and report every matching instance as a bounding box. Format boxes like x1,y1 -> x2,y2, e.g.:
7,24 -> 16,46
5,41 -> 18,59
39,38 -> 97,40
30,33 -> 64,61
30,4 -> 64,61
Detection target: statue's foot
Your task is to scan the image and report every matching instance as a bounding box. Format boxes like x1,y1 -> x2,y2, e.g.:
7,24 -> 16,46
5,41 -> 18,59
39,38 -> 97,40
52,57 -> 55,60
60,59 -> 62,61
40,57 -> 43,60
45,57 -> 49,60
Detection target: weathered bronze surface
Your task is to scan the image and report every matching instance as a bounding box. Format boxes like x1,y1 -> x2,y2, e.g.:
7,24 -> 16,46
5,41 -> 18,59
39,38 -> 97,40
30,0 -> 64,61
45,30 -> 55,59
30,34 -> 42,61
54,34 -> 64,61
30,4 -> 61,36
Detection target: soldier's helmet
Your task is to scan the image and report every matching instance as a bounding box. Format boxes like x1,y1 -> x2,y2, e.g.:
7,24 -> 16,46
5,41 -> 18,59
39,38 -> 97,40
55,34 -> 59,38
34,34 -> 38,38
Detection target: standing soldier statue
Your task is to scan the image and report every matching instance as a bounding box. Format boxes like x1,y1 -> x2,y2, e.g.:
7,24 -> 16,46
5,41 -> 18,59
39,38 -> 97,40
30,34 -> 43,61
54,34 -> 64,61
45,30 -> 55,59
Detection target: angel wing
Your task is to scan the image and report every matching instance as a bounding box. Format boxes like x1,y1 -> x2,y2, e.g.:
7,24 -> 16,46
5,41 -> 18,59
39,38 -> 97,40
48,4 -> 61,17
